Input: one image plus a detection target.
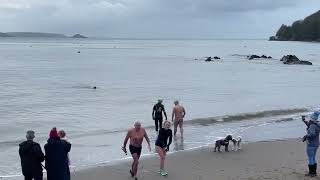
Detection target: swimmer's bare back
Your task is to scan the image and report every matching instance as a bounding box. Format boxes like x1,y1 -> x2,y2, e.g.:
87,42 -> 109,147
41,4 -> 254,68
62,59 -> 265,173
172,105 -> 186,122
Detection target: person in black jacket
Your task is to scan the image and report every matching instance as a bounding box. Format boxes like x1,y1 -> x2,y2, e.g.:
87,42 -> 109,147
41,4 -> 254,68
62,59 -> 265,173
152,99 -> 167,132
19,130 -> 45,180
45,127 -> 72,180
155,121 -> 172,176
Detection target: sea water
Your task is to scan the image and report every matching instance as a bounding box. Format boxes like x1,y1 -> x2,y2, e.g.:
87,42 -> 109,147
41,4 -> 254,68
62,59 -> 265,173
0,38 -> 319,179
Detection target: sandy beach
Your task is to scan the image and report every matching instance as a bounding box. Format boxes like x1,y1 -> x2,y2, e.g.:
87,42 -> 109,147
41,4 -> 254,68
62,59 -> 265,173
71,139 -> 319,180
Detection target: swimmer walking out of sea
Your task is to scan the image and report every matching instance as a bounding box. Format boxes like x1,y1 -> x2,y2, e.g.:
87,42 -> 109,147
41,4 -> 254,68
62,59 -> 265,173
152,99 -> 167,132
172,100 -> 186,137
122,121 -> 151,180
155,120 -> 172,176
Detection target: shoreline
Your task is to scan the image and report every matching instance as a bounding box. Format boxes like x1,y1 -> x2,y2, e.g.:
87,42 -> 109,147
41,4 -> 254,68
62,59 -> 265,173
71,138 -> 316,180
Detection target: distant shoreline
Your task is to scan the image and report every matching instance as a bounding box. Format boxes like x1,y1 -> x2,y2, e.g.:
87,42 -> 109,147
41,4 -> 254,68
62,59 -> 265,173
0,32 -> 87,38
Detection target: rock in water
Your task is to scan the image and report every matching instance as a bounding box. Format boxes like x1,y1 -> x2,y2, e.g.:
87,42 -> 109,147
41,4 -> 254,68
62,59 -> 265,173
72,34 -> 87,38
205,57 -> 212,62
280,55 -> 312,65
248,55 -> 261,60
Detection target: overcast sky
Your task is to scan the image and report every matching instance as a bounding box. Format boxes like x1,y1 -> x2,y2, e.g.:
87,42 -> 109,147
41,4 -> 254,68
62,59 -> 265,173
0,0 -> 319,38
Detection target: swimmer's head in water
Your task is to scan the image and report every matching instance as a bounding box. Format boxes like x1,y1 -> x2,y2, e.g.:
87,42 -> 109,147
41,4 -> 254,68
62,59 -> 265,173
93,86 -> 97,89
163,120 -> 171,129
174,100 -> 179,105
134,121 -> 141,130
158,99 -> 163,104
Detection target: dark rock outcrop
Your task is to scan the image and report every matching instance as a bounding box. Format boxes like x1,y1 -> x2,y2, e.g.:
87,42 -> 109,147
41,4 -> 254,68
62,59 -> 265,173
205,57 -> 212,62
248,55 -> 272,60
270,10 -> 320,42
280,55 -> 312,65
72,34 -> 87,38
248,55 -> 261,60
213,56 -> 221,60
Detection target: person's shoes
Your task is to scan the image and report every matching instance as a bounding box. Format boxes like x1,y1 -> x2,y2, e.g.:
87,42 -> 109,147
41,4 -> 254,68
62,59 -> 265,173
160,169 -> 168,176
134,177 -> 138,180
305,165 -> 317,177
129,170 -> 134,177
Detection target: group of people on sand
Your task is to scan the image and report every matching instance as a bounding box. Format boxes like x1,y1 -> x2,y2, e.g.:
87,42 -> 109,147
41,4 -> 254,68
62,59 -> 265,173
122,99 -> 186,180
18,99 -> 320,180
19,128 -> 71,180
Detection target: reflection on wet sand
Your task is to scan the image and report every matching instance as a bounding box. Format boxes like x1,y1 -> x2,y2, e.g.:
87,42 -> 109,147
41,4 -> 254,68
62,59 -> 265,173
174,137 -> 184,151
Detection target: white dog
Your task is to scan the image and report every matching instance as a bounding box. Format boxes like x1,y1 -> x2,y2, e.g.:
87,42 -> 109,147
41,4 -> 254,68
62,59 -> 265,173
231,136 -> 242,151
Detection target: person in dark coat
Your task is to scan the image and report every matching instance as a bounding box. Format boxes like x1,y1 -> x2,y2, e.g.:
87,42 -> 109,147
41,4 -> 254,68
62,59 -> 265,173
19,130 -> 45,180
45,127 -> 72,180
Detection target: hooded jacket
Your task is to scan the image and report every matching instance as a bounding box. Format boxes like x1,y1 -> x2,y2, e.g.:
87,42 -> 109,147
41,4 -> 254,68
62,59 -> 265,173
19,140 -> 44,176
305,121 -> 320,147
44,138 -> 71,180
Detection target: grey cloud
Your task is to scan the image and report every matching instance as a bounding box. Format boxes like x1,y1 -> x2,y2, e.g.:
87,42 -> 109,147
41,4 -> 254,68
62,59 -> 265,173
0,0 -> 319,38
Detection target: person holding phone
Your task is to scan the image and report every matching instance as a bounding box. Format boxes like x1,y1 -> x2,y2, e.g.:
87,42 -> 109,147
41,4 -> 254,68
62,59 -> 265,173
155,120 -> 173,176
302,111 -> 320,177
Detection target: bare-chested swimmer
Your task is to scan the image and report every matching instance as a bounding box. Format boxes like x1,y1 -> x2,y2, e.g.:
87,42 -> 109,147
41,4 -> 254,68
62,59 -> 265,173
172,100 -> 186,137
122,121 -> 151,180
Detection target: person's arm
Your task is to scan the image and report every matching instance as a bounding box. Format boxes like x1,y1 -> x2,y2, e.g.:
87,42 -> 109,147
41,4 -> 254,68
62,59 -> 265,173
302,116 -> 308,126
305,125 -> 316,138
123,130 -> 130,148
163,106 -> 167,120
65,141 -> 72,153
18,146 -> 24,157
122,130 -> 130,154
35,144 -> 45,162
144,129 -> 151,151
171,108 -> 175,122
166,130 -> 173,151
152,106 -> 155,120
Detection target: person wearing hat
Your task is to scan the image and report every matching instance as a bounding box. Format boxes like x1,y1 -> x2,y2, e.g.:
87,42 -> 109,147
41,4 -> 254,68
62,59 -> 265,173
152,99 -> 167,132
44,127 -> 71,180
19,130 -> 45,180
303,111 -> 320,177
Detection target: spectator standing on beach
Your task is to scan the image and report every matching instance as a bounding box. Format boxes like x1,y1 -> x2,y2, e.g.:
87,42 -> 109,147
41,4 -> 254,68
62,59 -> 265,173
155,120 -> 172,176
303,111 -> 320,177
172,100 -> 186,137
19,130 -> 45,180
58,130 -> 71,165
45,128 -> 71,180
152,99 -> 167,132
122,121 -> 151,180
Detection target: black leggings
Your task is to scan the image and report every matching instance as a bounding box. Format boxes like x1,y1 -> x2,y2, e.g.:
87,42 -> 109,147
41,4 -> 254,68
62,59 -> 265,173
154,118 -> 163,131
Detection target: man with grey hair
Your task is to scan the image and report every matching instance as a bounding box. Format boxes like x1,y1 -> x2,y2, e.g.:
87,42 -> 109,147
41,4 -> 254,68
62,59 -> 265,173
172,100 -> 186,137
19,130 -> 45,180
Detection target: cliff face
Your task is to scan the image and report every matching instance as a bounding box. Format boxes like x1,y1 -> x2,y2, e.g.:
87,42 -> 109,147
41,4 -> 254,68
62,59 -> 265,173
270,10 -> 320,42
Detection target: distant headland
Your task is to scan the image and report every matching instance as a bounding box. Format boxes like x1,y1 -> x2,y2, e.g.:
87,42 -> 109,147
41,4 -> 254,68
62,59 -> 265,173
270,10 -> 320,42
0,32 -> 88,38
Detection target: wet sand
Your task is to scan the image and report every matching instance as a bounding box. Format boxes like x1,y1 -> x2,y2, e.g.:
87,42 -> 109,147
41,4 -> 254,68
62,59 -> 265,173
72,139 -> 319,180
